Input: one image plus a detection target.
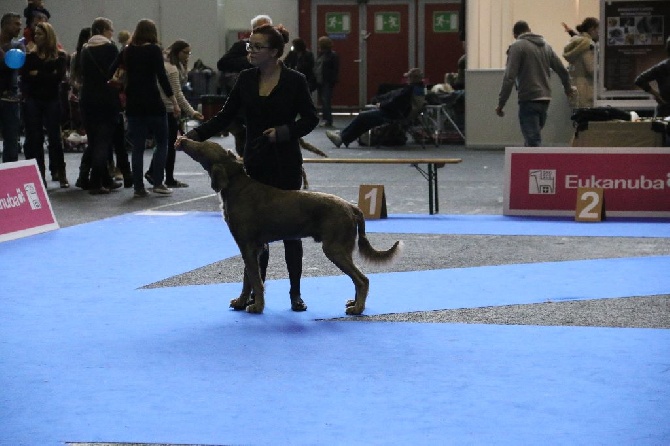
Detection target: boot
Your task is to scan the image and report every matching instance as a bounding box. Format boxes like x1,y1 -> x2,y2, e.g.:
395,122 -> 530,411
120,166 -> 133,188
75,159 -> 90,190
39,165 -> 47,188
58,164 -> 70,188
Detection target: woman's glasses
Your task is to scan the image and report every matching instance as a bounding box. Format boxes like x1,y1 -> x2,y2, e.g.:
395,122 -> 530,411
246,42 -> 270,53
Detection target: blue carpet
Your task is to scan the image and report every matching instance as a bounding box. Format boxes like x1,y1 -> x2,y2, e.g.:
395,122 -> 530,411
1,212 -> 669,445
370,214 -> 670,237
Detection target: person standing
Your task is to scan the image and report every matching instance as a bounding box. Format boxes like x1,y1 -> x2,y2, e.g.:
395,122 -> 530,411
562,17 -> 599,108
284,37 -> 316,93
314,36 -> 339,127
78,17 -> 125,194
216,14 -> 272,155
635,36 -> 670,118
118,18 -> 179,197
145,39 -> 203,188
496,20 -> 574,147
20,21 -> 68,186
0,12 -> 24,163
181,24 -> 319,312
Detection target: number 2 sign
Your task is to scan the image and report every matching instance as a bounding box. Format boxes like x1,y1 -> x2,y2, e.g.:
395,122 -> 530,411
358,184 -> 388,219
575,187 -> 605,222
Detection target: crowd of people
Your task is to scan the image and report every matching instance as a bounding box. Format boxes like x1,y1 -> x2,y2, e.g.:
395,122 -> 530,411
0,2 -> 205,196
2,4 -> 669,191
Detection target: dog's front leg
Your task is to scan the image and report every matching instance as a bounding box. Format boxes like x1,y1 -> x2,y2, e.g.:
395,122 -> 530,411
236,244 -> 265,314
229,271 -> 253,311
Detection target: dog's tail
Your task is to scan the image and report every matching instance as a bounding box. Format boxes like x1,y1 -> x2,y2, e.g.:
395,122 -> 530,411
355,208 -> 403,264
299,138 -> 328,158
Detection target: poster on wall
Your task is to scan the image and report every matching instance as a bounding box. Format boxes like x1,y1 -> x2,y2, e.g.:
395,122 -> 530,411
599,0 -> 670,98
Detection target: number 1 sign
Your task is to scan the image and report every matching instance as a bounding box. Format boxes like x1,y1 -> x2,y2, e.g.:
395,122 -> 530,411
358,184 -> 387,219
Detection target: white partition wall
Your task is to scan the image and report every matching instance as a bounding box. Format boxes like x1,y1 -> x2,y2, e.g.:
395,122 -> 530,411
465,0 -> 599,147
465,69 -> 575,148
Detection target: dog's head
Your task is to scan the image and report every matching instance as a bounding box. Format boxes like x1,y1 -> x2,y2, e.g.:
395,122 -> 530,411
177,139 -> 245,193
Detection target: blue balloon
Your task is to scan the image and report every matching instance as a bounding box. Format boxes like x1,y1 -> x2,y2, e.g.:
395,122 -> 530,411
5,48 -> 26,69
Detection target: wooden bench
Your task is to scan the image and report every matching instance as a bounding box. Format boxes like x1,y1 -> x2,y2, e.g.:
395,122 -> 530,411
302,157 -> 462,215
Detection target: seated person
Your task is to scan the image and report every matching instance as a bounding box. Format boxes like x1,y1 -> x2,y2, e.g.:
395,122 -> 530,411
326,68 -> 425,148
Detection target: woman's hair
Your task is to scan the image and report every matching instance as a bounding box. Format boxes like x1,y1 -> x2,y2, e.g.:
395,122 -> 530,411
576,17 -> 599,33
252,24 -> 289,58
317,36 -> 332,51
167,39 -> 190,68
131,18 -> 158,45
75,27 -> 91,52
291,37 -> 307,53
91,17 -> 112,36
34,22 -> 59,60
72,27 -> 91,84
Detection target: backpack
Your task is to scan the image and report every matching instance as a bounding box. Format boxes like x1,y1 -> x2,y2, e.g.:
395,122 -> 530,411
571,106 -> 632,132
358,122 -> 407,146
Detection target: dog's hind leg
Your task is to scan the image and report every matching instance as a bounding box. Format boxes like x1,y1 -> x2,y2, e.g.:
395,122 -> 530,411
322,243 -> 369,315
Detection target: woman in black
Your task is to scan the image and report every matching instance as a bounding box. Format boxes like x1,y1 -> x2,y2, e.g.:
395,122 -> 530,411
117,18 -> 179,197
20,21 -> 68,187
183,24 -> 319,311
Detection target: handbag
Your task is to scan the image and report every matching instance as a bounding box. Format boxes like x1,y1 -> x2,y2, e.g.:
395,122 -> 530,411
107,48 -> 127,91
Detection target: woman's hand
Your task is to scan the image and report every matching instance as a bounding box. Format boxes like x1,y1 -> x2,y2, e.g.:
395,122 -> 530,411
192,111 -> 204,120
263,128 -> 277,142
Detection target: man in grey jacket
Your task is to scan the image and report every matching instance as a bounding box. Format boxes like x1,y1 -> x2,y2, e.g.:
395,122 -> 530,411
496,20 -> 575,146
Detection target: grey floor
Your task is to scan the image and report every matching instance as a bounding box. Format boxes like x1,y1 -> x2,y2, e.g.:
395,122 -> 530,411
36,115 -> 670,328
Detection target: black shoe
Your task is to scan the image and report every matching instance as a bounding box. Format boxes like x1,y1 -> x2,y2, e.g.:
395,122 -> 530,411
75,177 -> 89,190
290,295 -> 307,312
144,171 -> 155,186
105,181 -> 123,190
166,179 -> 189,188
88,187 -> 110,195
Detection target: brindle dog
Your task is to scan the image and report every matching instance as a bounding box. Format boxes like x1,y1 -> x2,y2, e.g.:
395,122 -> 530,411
177,139 -> 402,315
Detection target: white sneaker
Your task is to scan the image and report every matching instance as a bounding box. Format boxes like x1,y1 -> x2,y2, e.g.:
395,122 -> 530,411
151,184 -> 173,195
325,130 -> 343,148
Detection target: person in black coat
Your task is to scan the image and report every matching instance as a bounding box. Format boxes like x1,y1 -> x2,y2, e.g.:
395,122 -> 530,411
314,36 -> 339,127
284,37 -> 316,92
78,17 -> 126,194
183,24 -> 319,312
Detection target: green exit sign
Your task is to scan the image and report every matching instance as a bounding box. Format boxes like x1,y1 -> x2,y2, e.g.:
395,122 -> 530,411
325,12 -> 351,34
375,12 -> 401,33
433,11 -> 459,33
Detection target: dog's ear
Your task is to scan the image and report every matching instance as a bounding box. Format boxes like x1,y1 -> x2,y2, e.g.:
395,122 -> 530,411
210,164 -> 228,192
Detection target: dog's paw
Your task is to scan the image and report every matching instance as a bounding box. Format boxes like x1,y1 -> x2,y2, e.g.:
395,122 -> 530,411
345,299 -> 356,308
345,305 -> 364,315
230,296 -> 248,311
245,303 -> 264,314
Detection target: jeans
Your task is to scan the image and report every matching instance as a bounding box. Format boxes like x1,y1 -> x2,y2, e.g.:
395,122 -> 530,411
148,112 -> 179,183
518,100 -> 549,147
127,114 -> 169,190
317,82 -> 334,125
340,108 -> 390,145
0,100 -> 21,163
84,112 -> 119,189
22,97 -> 65,174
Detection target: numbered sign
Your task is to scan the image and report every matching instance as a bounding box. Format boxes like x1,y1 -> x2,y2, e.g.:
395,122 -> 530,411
358,184 -> 387,219
575,187 -> 605,222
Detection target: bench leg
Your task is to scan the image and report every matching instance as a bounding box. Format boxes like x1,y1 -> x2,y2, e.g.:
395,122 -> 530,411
428,163 -> 439,214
